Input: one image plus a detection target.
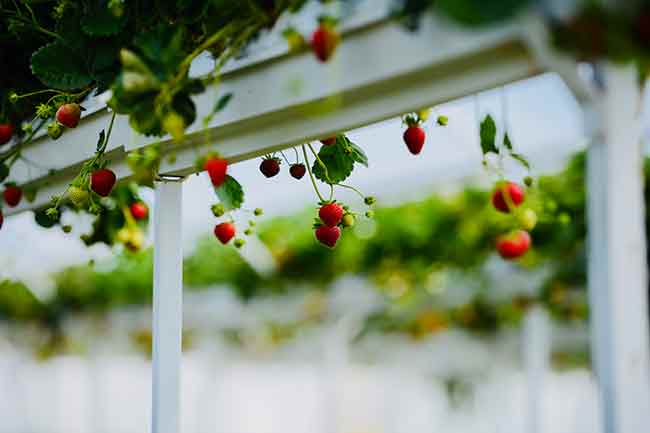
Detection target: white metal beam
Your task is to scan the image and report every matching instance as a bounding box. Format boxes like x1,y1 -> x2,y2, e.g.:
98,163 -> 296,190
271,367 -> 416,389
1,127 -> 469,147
587,63 -> 650,433
151,178 -> 185,433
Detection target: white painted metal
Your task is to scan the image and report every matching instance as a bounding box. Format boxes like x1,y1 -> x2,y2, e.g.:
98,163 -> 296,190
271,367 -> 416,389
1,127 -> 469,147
523,307 -> 551,433
151,178 -> 185,433
587,63 -> 650,433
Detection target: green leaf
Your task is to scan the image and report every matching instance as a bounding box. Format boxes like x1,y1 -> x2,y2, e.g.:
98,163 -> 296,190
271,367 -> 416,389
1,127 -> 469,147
31,42 -> 93,90
479,115 -> 498,155
503,132 -> 513,151
348,138 -> 368,167
81,1 -> 126,36
312,141 -> 355,184
214,175 -> 244,210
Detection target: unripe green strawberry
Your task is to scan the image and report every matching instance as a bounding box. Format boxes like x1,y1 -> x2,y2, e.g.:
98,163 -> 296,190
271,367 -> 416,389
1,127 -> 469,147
518,209 -> 537,231
119,49 -> 150,73
234,238 -> 245,248
342,213 -> 355,228
122,72 -> 159,93
364,196 -> 376,205
254,208 -> 264,216
48,122 -> 63,140
211,203 -> 226,217
68,186 -> 89,207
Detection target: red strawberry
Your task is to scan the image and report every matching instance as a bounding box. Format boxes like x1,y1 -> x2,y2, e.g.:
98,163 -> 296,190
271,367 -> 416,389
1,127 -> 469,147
491,182 -> 525,213
311,24 -> 340,62
0,124 -> 14,145
0,209 -> 3,230
130,202 -> 148,220
496,230 -> 531,260
260,157 -> 281,178
319,202 -> 343,227
56,103 -> 82,128
315,225 -> 341,248
403,126 -> 425,155
3,185 -> 22,207
204,157 -> 228,187
290,163 -> 306,179
90,168 -> 117,197
321,137 -> 336,146
214,222 -> 236,244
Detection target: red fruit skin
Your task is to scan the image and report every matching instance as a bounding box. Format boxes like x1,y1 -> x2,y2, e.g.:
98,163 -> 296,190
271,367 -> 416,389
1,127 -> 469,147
491,182 -> 525,213
214,222 -> 236,244
311,25 -> 339,62
3,186 -> 22,207
260,159 -> 280,178
321,137 -> 336,146
56,103 -> 82,128
0,124 -> 14,145
403,126 -> 425,155
204,158 -> 228,187
290,164 -> 306,179
315,225 -> 341,248
130,202 -> 148,220
90,168 -> 117,197
496,230 -> 531,260
319,203 -> 343,227
0,209 -> 3,230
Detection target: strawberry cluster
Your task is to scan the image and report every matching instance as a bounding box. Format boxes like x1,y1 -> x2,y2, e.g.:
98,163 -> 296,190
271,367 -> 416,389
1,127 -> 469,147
491,180 -> 536,260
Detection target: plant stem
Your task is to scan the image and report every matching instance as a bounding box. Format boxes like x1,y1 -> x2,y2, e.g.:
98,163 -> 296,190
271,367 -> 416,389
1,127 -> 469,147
302,145 -> 326,203
335,183 -> 365,200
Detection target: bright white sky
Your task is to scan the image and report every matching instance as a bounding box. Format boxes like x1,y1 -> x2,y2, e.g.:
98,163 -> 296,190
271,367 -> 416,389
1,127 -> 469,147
0,73 -> 585,294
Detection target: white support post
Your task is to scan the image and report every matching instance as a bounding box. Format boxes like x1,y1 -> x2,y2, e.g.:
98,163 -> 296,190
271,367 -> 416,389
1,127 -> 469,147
522,307 -> 551,433
586,64 -> 650,433
152,177 -> 185,433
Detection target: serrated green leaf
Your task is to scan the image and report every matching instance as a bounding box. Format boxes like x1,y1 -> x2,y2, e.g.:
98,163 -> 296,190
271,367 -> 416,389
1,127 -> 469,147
214,175 -> 244,210
81,1 -> 126,36
480,115 -> 498,155
312,140 -> 355,184
348,139 -> 368,167
503,132 -> 513,150
31,42 -> 93,90
510,152 -> 530,170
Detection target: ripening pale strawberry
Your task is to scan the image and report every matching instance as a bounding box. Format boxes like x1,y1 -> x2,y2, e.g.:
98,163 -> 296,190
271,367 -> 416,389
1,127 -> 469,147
311,23 -> 340,62
3,185 -> 22,207
496,230 -> 531,260
491,182 -> 525,213
214,222 -> 236,244
90,168 -> 117,197
315,225 -> 341,248
68,186 -> 90,207
130,202 -> 148,220
0,124 -> 14,145
56,103 -> 82,128
403,125 -> 425,155
319,202 -> 343,227
204,157 -> 228,187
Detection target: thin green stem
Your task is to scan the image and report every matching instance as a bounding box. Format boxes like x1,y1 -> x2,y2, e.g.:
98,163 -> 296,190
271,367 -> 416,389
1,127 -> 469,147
307,143 -> 331,184
13,89 -> 64,100
302,145 -> 326,203
335,183 -> 365,200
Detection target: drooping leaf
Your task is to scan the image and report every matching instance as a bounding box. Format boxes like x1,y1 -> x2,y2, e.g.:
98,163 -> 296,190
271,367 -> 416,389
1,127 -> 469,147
214,175 -> 244,210
312,140 -> 355,184
31,42 -> 93,90
503,132 -> 513,151
348,138 -> 369,167
479,115 -> 498,155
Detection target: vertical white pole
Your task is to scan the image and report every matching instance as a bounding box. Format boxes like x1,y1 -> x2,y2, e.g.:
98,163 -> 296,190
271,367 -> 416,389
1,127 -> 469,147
523,307 -> 551,433
587,63 -> 650,433
152,178 -> 185,433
